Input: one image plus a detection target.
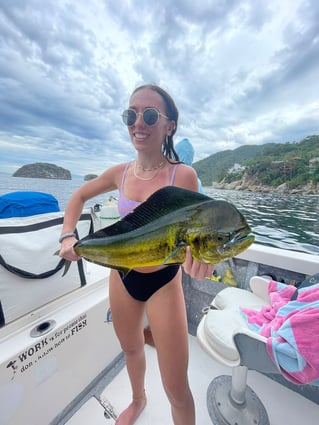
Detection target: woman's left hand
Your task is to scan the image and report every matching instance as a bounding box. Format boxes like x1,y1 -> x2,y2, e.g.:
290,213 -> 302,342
182,247 -> 214,279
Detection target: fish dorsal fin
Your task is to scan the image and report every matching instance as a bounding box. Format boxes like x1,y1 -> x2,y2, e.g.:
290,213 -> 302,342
122,186 -> 211,229
92,186 -> 211,238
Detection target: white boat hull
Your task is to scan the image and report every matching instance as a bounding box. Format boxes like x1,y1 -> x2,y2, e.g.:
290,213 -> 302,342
0,265 -> 121,425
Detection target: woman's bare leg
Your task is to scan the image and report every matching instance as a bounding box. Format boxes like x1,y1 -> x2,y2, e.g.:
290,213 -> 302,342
146,269 -> 195,425
109,270 -> 147,425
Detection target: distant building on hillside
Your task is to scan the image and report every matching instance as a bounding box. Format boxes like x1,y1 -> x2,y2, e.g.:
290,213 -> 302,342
309,157 -> 319,174
270,161 -> 284,168
309,157 -> 319,166
228,163 -> 246,173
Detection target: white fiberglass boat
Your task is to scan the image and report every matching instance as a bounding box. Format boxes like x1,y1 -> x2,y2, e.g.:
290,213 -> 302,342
0,201 -> 319,425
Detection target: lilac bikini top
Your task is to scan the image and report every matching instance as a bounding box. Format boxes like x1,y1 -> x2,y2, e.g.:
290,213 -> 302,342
118,162 -> 178,218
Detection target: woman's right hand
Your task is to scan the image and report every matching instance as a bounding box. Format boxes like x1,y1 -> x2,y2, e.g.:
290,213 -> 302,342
59,237 -> 81,261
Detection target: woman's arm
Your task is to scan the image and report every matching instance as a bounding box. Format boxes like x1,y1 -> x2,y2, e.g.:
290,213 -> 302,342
59,164 -> 122,260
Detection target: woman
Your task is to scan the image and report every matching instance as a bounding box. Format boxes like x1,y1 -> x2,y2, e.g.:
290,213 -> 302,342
59,84 -> 214,425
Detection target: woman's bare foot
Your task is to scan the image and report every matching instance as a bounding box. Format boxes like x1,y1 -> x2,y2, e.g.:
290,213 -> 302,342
115,392 -> 147,425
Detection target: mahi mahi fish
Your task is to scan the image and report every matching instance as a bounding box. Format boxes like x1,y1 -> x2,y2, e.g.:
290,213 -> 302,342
69,186 -> 254,276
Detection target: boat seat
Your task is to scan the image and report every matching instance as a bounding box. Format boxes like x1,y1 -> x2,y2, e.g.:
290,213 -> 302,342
197,276 -> 279,425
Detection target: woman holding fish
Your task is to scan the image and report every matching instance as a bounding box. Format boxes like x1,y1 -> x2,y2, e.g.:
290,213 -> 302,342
59,84 -> 214,425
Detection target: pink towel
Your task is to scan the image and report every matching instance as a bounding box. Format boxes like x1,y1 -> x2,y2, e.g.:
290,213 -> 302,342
241,280 -> 319,386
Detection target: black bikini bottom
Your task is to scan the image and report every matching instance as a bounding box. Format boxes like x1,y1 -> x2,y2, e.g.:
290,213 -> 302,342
120,265 -> 180,301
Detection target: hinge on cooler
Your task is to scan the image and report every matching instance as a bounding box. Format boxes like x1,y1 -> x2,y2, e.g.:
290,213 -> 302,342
202,305 -> 218,314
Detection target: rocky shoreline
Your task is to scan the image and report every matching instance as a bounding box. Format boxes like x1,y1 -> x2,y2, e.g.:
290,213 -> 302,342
211,180 -> 318,195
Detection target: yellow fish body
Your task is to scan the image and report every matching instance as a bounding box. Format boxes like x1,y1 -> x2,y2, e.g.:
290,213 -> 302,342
72,186 -> 254,277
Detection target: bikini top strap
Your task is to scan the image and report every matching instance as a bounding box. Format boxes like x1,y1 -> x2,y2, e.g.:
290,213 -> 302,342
120,162 -> 131,192
170,164 -> 178,185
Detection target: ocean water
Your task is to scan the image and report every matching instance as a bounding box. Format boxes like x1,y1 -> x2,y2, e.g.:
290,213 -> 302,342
0,175 -> 318,255
0,175 -> 115,211
205,187 -> 319,255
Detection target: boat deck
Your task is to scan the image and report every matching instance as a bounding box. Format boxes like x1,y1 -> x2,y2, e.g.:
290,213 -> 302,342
64,335 -> 319,425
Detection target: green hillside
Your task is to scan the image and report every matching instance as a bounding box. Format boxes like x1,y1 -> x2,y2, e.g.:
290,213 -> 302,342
193,135 -> 319,187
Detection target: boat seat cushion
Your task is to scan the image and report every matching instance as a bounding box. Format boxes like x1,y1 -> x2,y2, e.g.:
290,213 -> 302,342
204,284 -> 269,361
0,191 -> 60,218
213,286 -> 267,310
204,308 -> 246,361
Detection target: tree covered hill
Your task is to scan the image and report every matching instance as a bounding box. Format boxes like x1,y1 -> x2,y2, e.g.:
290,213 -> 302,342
193,135 -> 319,189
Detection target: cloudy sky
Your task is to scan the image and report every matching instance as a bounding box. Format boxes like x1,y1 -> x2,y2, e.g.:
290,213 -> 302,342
1,0 -> 319,177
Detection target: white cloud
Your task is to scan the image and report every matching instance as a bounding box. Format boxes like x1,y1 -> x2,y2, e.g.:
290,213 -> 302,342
0,0 -> 318,175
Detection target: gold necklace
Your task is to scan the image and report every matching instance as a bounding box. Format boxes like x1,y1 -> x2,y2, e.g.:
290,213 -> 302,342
133,161 -> 162,181
136,161 -> 165,171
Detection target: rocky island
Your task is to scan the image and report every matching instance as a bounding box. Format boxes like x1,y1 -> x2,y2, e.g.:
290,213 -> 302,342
84,174 -> 98,181
13,163 -> 71,180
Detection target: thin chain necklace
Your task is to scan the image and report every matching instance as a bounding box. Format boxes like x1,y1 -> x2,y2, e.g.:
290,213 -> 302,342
133,160 -> 164,181
135,160 -> 165,171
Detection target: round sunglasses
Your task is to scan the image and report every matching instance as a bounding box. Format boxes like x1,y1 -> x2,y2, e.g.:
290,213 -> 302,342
122,108 -> 169,127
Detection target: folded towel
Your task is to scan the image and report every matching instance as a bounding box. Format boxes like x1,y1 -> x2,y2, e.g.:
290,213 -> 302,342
241,278 -> 319,386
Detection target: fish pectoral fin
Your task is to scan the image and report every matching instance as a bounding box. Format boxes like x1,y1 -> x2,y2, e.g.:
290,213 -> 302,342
161,243 -> 187,266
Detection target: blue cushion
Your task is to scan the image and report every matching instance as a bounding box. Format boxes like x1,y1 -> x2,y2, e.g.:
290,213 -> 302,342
0,192 -> 60,218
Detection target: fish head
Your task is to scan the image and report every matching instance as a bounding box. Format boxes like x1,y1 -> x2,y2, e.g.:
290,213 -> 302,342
194,229 -> 255,263
187,200 -> 255,263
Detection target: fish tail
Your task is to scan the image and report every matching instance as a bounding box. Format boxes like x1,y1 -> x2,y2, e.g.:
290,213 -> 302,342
54,250 -> 72,276
62,260 -> 72,276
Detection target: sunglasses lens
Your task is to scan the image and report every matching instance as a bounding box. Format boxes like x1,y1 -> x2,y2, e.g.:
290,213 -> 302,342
122,108 -> 160,126
122,110 -> 137,126
143,108 -> 159,126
